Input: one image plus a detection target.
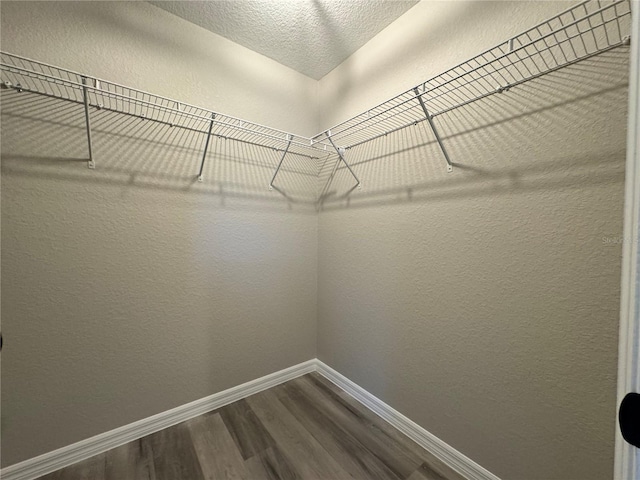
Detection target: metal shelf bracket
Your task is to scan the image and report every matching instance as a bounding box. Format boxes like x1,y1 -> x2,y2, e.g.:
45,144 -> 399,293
81,76 -> 95,169
327,130 -> 361,189
413,87 -> 453,173
318,130 -> 362,205
0,0 -> 631,199
269,134 -> 293,191
197,113 -> 216,182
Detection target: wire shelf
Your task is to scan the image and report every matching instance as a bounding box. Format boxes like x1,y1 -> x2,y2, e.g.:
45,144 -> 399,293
0,52 -> 321,160
0,0 -> 632,203
313,0 -> 632,151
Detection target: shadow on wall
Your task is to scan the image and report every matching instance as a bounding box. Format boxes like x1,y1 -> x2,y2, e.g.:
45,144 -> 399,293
314,50 -> 628,480
1,50 -> 629,214
0,91 -> 319,214
318,50 -> 629,210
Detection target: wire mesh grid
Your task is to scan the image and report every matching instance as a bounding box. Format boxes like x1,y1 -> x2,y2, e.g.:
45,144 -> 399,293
0,0 -> 633,203
0,52 -> 322,160
314,0 -> 632,150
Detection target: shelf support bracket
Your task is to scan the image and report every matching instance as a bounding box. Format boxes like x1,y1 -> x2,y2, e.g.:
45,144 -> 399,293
318,131 -> 361,204
326,133 -> 361,187
81,77 -> 95,169
413,87 -> 453,173
197,113 -> 216,182
269,135 -> 293,192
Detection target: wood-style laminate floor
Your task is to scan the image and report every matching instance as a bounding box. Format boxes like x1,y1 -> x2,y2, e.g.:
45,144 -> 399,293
38,372 -> 465,480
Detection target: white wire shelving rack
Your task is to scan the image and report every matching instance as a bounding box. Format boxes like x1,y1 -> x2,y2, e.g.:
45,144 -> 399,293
313,0 -> 632,199
0,51 -> 323,198
0,0 -> 633,204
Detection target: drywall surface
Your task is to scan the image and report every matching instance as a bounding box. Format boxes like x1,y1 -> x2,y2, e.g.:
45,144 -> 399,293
1,1 -> 319,137
0,1 -> 318,467
317,2 -> 628,479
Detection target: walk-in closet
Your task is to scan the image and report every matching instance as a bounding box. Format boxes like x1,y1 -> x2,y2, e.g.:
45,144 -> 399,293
1,1 -> 639,479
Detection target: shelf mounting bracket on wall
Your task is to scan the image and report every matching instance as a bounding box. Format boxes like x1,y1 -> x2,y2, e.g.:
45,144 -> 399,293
269,134 -> 293,196
0,0 -> 632,198
413,87 -> 452,173
81,76 -> 95,169
197,113 -> 216,182
318,130 -> 361,204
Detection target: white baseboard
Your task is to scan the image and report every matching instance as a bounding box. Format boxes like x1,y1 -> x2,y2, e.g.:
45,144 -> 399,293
0,360 -> 317,480
2,358 -> 499,480
315,360 -> 501,480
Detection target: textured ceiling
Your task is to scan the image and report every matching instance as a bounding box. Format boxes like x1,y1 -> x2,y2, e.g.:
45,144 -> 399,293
148,0 -> 419,80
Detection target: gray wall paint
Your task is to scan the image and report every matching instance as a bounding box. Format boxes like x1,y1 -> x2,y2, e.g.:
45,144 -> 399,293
0,1 -> 318,467
0,1 -> 629,478
317,2 -> 627,479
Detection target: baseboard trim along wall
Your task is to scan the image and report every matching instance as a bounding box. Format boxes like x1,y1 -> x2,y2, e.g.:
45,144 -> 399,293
2,359 -> 500,480
0,360 -> 317,480
315,360 -> 501,480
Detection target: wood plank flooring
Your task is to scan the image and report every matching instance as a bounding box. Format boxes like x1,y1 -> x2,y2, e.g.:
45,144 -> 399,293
38,373 -> 465,480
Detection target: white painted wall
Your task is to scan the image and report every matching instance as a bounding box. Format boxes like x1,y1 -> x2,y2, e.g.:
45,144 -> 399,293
0,1 -> 318,467
317,2 -> 628,479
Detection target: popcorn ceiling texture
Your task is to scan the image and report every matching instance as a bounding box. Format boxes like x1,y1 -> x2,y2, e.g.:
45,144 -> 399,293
0,1 -> 628,479
149,0 -> 419,80
317,2 -> 627,479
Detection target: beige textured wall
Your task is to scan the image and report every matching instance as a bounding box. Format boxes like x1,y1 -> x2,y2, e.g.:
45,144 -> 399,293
0,1 -> 630,478
0,1 -> 318,467
0,1 -> 319,136
317,2 -> 627,480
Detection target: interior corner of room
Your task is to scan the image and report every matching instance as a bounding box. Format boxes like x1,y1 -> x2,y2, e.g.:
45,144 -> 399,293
1,1 -> 639,480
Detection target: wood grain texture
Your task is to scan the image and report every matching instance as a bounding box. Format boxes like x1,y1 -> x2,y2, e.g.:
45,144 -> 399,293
219,399 -> 276,460
274,380 -> 404,480
144,424 -> 205,480
406,462 -> 451,480
293,374 -> 422,479
244,447 -> 300,480
105,440 -> 156,480
186,413 -> 249,480
305,372 -> 466,480
246,389 -> 353,480
36,374 -> 462,480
